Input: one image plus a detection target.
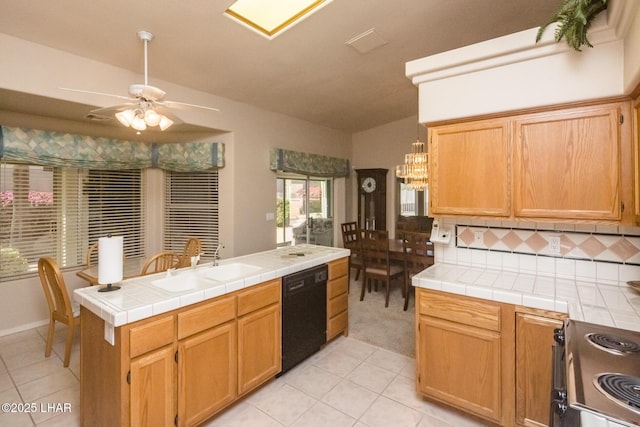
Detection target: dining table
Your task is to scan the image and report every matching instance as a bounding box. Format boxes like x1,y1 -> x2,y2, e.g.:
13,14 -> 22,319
76,257 -> 147,286
387,237 -> 434,262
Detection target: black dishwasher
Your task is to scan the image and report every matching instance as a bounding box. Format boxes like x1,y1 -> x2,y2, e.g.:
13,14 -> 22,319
279,264 -> 328,375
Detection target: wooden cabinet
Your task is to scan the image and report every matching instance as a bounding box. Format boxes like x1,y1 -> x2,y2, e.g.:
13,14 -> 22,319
515,309 -> 565,427
327,258 -> 349,341
237,279 -> 281,396
514,105 -> 622,221
415,289 -> 515,425
428,100 -> 633,223
128,316 -> 176,427
130,345 -> 175,427
177,295 -> 237,427
633,93 -> 640,223
429,118 -> 511,217
415,289 -> 569,427
80,278 -> 283,427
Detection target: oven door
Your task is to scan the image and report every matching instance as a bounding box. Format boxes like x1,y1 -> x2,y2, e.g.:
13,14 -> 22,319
550,342 -> 580,427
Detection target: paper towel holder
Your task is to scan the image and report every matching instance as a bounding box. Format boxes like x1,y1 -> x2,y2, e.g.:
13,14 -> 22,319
98,282 -> 121,293
98,234 -> 123,293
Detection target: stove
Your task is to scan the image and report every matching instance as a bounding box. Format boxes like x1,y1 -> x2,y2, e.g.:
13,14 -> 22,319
552,319 -> 640,427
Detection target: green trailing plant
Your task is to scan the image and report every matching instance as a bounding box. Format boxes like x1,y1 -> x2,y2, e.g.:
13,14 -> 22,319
536,0 -> 608,51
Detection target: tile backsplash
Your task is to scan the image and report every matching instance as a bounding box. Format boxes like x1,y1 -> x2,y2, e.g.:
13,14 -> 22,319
434,219 -> 640,285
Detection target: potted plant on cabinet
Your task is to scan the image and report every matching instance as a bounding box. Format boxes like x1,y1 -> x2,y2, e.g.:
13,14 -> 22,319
536,0 -> 608,51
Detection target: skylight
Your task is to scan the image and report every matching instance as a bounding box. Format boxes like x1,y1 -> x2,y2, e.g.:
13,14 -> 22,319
225,0 -> 332,39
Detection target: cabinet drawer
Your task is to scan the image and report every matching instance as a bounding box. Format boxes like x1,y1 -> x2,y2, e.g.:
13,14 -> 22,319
130,315 -> 175,358
237,279 -> 280,317
327,310 -> 348,340
418,289 -> 501,332
328,258 -> 348,280
177,295 -> 236,340
328,292 -> 348,317
327,276 -> 348,299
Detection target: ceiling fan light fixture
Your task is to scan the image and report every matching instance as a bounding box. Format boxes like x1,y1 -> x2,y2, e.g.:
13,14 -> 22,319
158,115 -> 174,131
131,114 -> 147,131
144,109 -> 161,126
115,109 -> 136,127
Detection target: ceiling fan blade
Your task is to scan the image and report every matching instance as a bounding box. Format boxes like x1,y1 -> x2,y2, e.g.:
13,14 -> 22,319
89,103 -> 139,115
60,87 -> 134,102
159,100 -> 220,112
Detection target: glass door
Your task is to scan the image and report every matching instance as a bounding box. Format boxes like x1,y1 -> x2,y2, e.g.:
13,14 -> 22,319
276,174 -> 333,247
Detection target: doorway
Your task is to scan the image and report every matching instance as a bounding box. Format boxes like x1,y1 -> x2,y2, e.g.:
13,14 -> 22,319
276,174 -> 333,247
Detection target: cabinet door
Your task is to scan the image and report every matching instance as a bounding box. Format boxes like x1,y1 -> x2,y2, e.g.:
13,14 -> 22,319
514,106 -> 621,220
516,313 -> 563,427
178,322 -> 236,427
417,315 -> 502,423
237,303 -> 281,396
130,345 -> 175,427
429,118 -> 511,216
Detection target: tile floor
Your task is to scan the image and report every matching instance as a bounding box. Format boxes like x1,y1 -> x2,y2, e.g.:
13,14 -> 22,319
0,320 -> 487,427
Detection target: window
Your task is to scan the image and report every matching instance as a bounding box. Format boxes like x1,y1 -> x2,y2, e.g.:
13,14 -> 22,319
164,170 -> 220,257
398,179 -> 429,217
0,162 -> 143,280
276,174 -> 333,247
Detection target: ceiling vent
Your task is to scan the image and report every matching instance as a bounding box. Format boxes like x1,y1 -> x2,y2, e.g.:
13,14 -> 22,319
345,28 -> 387,54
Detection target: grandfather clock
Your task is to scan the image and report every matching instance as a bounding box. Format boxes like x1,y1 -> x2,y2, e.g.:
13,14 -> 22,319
356,168 -> 387,230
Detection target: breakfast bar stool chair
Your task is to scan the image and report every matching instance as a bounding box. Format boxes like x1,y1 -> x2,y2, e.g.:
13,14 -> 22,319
178,237 -> 202,268
38,257 -> 80,367
140,251 -> 180,275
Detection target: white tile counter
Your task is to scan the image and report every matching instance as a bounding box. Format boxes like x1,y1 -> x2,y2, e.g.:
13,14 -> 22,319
413,263 -> 640,333
74,244 -> 349,327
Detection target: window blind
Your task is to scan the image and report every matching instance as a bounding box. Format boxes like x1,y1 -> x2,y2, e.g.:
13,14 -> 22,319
164,170 -> 220,258
0,161 -> 143,280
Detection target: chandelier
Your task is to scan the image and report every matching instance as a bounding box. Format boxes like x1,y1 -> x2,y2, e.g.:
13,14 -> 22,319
115,103 -> 174,131
395,130 -> 428,191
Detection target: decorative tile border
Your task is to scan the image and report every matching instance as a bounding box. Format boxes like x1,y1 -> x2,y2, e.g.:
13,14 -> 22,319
456,225 -> 640,266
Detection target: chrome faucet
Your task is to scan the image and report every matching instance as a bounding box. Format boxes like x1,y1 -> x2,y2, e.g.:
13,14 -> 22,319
213,243 -> 225,266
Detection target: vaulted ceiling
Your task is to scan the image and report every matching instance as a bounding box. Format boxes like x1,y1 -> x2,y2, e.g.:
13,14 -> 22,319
0,0 -> 561,137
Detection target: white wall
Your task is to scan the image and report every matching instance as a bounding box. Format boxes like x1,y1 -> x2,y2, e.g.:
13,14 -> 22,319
0,34 -> 352,334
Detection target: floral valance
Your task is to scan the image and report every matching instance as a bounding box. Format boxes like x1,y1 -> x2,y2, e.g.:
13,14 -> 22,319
269,148 -> 349,177
0,126 -> 224,171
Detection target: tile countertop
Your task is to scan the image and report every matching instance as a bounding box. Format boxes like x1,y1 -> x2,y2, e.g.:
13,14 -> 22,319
412,263 -> 640,333
74,244 -> 350,328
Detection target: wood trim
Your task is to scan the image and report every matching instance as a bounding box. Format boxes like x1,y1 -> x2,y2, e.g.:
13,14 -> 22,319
424,95 -> 632,128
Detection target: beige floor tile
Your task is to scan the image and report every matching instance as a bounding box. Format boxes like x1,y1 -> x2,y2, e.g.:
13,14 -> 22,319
333,337 -> 377,361
360,396 -> 423,427
17,369 -> 78,402
321,379 -> 378,419
0,371 -> 15,393
284,364 -> 342,399
365,347 -> 413,374
290,401 -> 356,427
29,384 -> 79,425
381,374 -> 428,413
312,348 -> 361,377
345,362 -> 396,394
0,411 -> 35,427
201,402 -> 283,427
8,358 -> 66,386
249,383 -> 316,425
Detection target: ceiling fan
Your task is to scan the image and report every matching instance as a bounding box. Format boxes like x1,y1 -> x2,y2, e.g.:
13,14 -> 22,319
61,30 -> 220,132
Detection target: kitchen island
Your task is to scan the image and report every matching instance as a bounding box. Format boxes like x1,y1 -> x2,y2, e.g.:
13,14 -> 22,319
74,244 -> 349,427
411,263 -> 640,427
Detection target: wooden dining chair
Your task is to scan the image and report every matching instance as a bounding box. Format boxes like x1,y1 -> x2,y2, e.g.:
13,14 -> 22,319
38,257 -> 80,367
85,241 -> 99,266
402,231 -> 435,311
140,251 -> 180,275
177,237 -> 202,268
361,229 -> 405,307
340,222 -> 364,282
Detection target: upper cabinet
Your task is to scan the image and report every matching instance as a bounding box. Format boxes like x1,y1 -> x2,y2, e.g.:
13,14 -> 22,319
428,100 -> 634,224
429,118 -> 511,217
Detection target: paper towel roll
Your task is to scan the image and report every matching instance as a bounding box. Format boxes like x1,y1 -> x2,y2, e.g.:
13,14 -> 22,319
98,236 -> 123,285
